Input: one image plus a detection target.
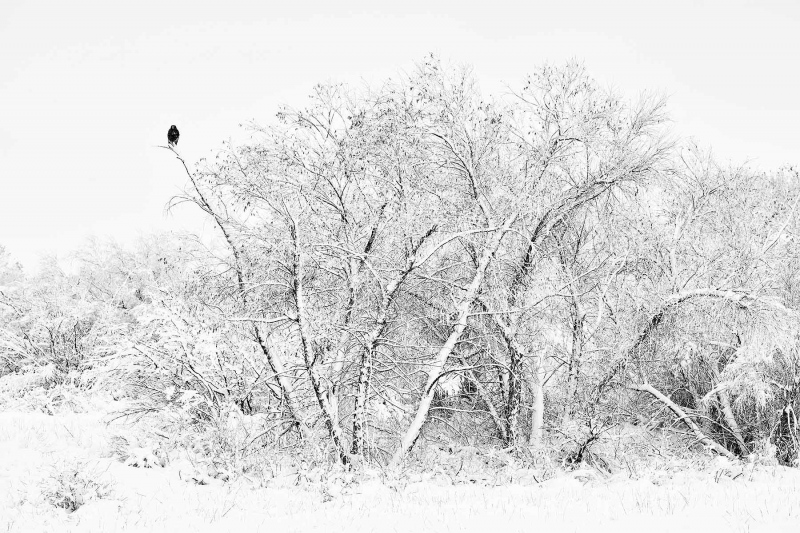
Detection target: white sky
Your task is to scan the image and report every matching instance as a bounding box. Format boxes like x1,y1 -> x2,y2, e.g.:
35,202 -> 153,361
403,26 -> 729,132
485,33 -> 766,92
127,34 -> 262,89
1,0 -> 798,271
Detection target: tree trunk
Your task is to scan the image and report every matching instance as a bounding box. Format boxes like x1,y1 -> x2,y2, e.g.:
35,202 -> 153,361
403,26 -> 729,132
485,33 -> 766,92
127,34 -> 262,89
350,227 -> 435,457
350,348 -> 372,456
458,356 -> 507,443
716,388 -> 747,455
290,223 -> 351,464
561,283 -> 584,426
529,351 -> 544,446
389,213 -> 518,468
179,156 -> 310,437
329,214 -> 386,421
629,382 -> 736,460
506,345 -> 522,445
706,354 -> 747,455
254,331 -> 310,441
486,309 -> 530,446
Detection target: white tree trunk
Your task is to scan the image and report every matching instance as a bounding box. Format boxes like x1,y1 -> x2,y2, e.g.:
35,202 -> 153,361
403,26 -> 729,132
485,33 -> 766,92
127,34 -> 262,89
350,228 -> 435,456
389,213 -> 518,468
529,350 -> 544,446
291,223 -> 351,463
255,332 -> 311,441
630,382 -> 736,460
459,355 -> 507,442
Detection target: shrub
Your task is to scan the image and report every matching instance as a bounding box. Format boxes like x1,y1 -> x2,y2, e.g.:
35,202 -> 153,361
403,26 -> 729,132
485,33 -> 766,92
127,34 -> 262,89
39,461 -> 112,513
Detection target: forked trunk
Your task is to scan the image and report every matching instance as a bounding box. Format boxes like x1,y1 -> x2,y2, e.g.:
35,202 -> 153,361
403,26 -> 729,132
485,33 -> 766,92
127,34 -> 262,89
389,214 -> 518,468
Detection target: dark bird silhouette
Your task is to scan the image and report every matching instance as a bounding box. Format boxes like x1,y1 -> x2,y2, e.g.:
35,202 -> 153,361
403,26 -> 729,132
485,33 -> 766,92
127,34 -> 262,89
167,125 -> 180,146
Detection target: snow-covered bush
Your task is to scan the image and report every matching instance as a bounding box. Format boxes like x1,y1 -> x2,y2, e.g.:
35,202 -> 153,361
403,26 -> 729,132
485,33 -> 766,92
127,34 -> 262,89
39,461 -> 112,513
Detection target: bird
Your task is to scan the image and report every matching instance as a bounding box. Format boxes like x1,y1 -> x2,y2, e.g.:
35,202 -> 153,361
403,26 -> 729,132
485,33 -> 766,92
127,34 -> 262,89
167,125 -> 180,146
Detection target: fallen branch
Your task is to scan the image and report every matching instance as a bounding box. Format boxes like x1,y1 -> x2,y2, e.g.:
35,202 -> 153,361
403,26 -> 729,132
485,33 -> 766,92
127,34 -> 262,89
629,382 -> 736,460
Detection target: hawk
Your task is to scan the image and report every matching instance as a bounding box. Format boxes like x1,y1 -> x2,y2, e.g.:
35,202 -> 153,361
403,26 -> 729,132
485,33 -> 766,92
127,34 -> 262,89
167,125 -> 180,146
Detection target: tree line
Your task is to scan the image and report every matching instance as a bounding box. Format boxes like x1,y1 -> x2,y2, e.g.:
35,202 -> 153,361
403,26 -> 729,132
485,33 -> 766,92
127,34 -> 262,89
2,58 -> 799,469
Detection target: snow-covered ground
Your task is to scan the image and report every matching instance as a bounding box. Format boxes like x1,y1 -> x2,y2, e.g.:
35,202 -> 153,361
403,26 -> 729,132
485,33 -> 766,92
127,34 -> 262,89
2,409 -> 799,533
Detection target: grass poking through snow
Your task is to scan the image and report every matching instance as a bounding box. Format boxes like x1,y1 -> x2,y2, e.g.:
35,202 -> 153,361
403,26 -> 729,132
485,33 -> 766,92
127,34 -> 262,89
1,408 -> 799,532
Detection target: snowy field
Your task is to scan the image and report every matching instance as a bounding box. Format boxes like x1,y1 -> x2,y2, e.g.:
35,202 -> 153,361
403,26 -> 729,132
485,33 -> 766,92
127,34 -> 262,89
2,409 -> 799,533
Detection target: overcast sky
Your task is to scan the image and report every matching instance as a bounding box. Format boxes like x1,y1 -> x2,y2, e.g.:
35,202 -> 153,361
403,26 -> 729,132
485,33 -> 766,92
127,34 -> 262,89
1,0 -> 798,271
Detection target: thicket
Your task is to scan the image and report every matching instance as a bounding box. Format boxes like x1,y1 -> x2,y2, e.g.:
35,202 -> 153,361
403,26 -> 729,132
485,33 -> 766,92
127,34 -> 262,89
2,59 -> 800,479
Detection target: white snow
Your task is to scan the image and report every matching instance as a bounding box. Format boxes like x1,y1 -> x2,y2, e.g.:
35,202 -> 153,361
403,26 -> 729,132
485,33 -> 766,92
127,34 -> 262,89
1,409 -> 800,532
